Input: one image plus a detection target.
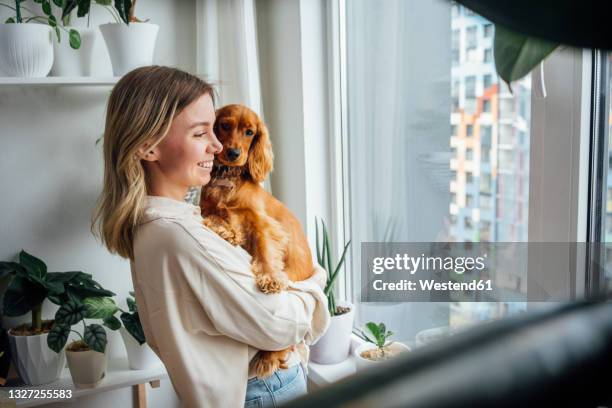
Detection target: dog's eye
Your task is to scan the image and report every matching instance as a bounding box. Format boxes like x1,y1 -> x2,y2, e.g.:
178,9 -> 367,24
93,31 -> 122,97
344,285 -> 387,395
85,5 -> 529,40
245,129 -> 254,137
221,123 -> 231,131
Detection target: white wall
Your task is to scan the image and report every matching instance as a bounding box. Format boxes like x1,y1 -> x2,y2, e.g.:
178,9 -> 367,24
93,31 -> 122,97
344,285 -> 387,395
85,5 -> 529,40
0,1 -> 197,406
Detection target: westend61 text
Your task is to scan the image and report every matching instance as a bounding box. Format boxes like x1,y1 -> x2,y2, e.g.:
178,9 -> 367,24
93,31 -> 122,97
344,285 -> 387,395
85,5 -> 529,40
372,279 -> 493,291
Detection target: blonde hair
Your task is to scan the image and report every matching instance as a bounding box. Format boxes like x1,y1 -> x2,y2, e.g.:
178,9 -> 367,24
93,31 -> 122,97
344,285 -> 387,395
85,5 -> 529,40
92,66 -> 215,260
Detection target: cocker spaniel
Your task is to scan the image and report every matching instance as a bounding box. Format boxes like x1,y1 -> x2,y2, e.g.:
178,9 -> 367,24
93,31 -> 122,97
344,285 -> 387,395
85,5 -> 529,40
200,104 -> 314,378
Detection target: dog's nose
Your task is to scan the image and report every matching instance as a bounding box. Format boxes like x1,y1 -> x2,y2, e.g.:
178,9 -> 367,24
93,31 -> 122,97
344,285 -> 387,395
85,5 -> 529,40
226,148 -> 241,161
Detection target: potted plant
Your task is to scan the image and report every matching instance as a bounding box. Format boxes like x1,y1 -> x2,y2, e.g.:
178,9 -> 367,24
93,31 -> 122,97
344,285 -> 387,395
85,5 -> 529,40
0,250 -> 114,385
87,292 -> 160,370
98,0 -> 159,76
49,0 -> 109,76
47,298 -> 111,388
309,217 -> 353,364
354,322 -> 410,370
0,0 -> 82,77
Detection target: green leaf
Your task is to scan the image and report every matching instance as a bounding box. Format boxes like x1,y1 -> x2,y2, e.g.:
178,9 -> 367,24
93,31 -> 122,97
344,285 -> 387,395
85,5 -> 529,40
315,217 -> 322,266
68,29 -> 81,49
84,324 -> 107,353
95,0 -> 111,5
365,322 -> 381,339
325,240 -> 351,296
76,0 -> 90,17
3,276 -> 46,317
53,0 -> 65,7
127,296 -> 137,312
54,299 -> 85,325
494,24 -> 558,88
19,250 -> 47,281
47,293 -> 64,305
0,262 -> 24,278
47,271 -> 81,284
5,17 -> 16,23
83,297 -> 118,319
129,291 -> 135,297
42,0 -> 52,15
114,0 -> 132,25
121,312 -> 145,345
47,324 -> 70,353
48,14 -> 57,28
61,0 -> 77,20
103,315 -> 121,330
64,272 -> 115,301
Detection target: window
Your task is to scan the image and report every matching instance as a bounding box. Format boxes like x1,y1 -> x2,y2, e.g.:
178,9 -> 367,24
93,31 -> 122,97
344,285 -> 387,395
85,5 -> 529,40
466,26 -> 477,51
482,99 -> 491,112
481,125 -> 492,145
480,174 -> 492,193
465,75 -> 476,98
343,1 -> 532,341
466,148 -> 474,161
484,48 -> 492,63
599,52 -> 612,293
466,124 -> 474,136
483,23 -> 493,38
483,74 -> 493,90
452,29 -> 460,66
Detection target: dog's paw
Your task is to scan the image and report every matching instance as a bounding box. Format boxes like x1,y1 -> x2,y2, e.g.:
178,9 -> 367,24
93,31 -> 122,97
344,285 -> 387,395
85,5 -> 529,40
252,357 -> 281,379
255,274 -> 288,294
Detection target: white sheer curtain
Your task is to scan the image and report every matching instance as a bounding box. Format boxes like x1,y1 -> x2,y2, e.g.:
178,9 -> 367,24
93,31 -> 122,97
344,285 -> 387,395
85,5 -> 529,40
196,0 -> 263,115
346,0 -> 453,341
188,0 -> 267,201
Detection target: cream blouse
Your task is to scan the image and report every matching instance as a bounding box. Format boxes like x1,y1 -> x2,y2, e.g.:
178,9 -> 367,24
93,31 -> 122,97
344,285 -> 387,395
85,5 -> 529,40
130,196 -> 330,408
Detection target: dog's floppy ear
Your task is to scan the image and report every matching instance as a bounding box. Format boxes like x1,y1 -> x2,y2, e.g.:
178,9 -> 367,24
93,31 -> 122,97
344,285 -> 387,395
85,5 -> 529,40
248,120 -> 273,182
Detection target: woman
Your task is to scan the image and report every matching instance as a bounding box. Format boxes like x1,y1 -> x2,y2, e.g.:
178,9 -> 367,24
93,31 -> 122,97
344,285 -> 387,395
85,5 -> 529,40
92,66 -> 329,408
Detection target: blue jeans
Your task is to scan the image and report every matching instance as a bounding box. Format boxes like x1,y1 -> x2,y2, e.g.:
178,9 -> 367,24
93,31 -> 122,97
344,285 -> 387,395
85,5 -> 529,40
244,364 -> 308,407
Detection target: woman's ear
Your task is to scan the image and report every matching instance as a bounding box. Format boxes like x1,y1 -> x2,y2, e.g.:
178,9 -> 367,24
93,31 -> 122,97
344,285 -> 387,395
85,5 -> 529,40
136,142 -> 159,161
248,121 -> 273,182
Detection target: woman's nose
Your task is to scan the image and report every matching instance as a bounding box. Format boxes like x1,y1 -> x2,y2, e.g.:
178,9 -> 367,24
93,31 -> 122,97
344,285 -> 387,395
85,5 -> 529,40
208,133 -> 223,153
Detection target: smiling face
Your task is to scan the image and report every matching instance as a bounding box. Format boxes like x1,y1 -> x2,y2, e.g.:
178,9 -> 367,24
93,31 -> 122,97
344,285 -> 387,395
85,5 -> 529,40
213,105 -> 260,167
139,93 -> 223,200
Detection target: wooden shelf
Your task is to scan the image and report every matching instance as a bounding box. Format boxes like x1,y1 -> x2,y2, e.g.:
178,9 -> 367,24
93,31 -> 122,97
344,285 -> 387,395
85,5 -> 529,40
0,77 -> 120,86
4,358 -> 167,407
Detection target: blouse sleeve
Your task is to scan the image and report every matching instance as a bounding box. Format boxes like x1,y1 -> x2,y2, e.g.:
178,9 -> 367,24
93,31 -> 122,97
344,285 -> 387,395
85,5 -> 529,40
144,219 -> 330,351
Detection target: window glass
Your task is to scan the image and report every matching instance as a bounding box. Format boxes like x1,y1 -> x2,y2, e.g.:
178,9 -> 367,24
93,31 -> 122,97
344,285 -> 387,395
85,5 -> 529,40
602,53 -> 612,292
345,0 -> 530,343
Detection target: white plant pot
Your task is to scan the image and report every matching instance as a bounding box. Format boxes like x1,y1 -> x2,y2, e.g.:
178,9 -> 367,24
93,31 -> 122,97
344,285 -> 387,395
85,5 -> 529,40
309,302 -> 354,364
120,327 -> 161,370
99,22 -> 159,76
8,329 -> 66,385
354,342 -> 410,371
65,347 -> 107,388
0,24 -> 54,77
51,27 -> 96,76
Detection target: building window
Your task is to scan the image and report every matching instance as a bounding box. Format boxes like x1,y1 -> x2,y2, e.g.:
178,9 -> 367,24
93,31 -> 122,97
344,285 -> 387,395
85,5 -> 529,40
465,75 -> 476,98
452,29 -> 460,66
483,23 -> 493,38
484,48 -> 493,63
466,148 -> 474,161
483,74 -> 493,90
466,172 -> 474,183
481,125 -> 492,145
483,99 -> 491,113
466,26 -> 477,51
466,124 -> 473,136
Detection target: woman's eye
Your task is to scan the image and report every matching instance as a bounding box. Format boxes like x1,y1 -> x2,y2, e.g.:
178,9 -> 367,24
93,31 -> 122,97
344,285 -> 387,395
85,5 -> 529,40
245,129 -> 254,136
195,133 -> 206,138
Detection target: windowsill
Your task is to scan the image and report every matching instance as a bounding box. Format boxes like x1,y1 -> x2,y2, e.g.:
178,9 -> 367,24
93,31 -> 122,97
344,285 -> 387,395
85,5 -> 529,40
307,334 -> 364,387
